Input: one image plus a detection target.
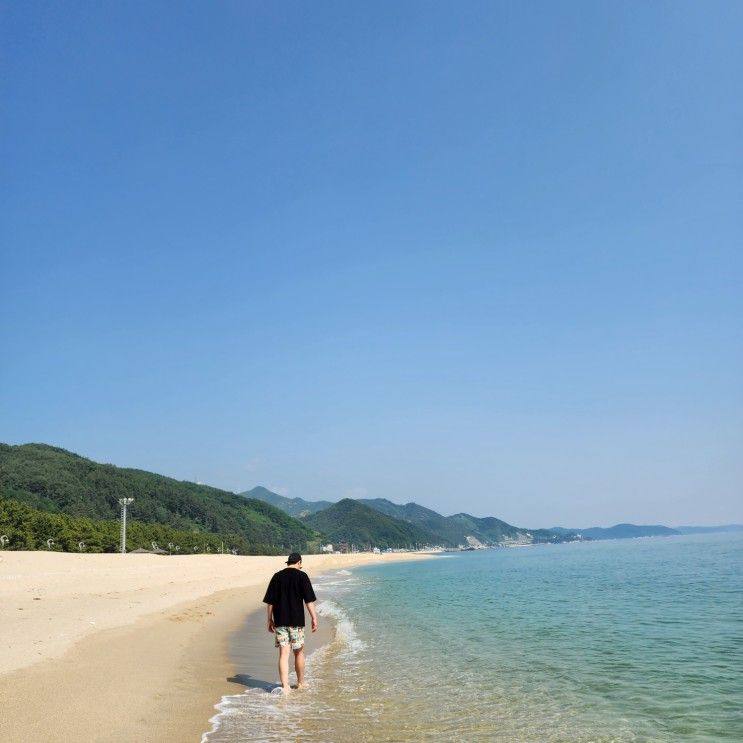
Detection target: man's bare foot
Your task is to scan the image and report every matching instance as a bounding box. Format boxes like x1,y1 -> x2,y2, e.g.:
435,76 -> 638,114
281,685 -> 292,695
295,682 -> 305,690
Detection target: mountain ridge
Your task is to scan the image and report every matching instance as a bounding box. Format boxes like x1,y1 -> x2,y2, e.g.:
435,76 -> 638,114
5,443 -> 724,555
247,487 -> 726,546
249,488 -> 573,546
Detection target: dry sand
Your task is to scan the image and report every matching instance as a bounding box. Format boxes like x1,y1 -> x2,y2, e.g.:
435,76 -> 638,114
0,551 -> 431,743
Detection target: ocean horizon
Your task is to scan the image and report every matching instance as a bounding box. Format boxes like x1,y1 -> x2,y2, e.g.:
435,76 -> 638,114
204,532 -> 742,742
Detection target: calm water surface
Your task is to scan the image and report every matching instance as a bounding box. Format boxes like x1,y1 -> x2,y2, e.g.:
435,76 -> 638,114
203,533 -> 743,742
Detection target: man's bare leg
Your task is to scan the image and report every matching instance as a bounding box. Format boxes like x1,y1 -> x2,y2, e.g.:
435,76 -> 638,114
294,647 -> 306,689
278,644 -> 292,693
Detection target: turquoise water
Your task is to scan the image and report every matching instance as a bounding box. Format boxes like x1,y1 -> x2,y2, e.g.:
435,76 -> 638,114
205,533 -> 743,742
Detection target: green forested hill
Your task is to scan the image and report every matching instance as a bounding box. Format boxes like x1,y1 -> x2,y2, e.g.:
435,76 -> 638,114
0,443 -> 320,552
302,499 -> 440,549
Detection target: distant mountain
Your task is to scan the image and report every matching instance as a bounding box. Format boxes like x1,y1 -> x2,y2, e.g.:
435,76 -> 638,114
248,489 -> 575,547
447,513 -> 526,544
241,486 -> 333,517
359,498 -> 567,546
305,495 -> 531,546
675,524 -> 743,535
550,523 -> 680,540
0,443 -> 320,553
357,498 -> 468,545
302,499 -> 441,549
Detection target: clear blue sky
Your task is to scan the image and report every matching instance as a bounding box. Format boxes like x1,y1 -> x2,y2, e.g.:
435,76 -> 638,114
2,1 -> 741,527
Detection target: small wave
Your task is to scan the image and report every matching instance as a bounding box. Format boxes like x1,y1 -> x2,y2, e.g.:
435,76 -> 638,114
201,685 -> 315,743
336,569 -> 352,575
317,600 -> 366,654
316,578 -> 358,587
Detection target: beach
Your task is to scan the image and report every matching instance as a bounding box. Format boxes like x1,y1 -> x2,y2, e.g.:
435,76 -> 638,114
3,537 -> 740,742
0,550 -> 430,743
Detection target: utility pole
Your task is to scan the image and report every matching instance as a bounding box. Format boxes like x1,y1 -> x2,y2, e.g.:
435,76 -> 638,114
118,498 -> 134,554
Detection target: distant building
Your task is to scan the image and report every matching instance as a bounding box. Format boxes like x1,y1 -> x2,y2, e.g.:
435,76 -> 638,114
321,544 -> 334,553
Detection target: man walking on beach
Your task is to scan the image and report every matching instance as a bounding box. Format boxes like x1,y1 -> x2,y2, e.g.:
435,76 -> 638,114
263,552 -> 319,694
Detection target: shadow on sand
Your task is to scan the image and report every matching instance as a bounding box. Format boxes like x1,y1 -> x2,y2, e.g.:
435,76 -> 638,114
227,673 -> 277,692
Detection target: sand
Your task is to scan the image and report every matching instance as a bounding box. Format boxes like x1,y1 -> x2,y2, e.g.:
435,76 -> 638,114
0,551 -> 431,743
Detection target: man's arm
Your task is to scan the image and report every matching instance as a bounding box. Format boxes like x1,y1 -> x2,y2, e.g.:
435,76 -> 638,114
266,603 -> 275,633
263,574 -> 277,633
306,601 -> 318,632
302,573 -> 318,631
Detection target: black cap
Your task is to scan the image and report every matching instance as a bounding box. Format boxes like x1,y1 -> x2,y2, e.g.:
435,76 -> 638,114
286,552 -> 302,565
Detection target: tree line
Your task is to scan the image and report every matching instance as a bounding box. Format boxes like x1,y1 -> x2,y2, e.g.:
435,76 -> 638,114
0,497 -> 287,555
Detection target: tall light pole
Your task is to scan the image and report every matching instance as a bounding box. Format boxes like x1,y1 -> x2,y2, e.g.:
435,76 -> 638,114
118,498 -> 134,554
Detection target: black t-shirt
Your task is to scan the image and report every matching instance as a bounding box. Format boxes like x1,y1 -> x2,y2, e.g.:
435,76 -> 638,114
262,567 -> 317,627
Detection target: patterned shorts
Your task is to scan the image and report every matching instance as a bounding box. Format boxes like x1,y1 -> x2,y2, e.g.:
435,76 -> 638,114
274,625 -> 305,650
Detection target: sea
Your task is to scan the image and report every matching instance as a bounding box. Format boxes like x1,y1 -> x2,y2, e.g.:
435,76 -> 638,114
202,532 -> 742,742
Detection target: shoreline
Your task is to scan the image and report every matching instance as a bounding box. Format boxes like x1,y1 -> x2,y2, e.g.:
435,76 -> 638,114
226,596 -> 336,693
200,600 -> 338,743
0,551 -> 433,743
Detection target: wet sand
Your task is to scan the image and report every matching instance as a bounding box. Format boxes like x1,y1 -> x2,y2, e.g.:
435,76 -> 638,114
0,551 -> 431,743
226,601 -> 335,693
